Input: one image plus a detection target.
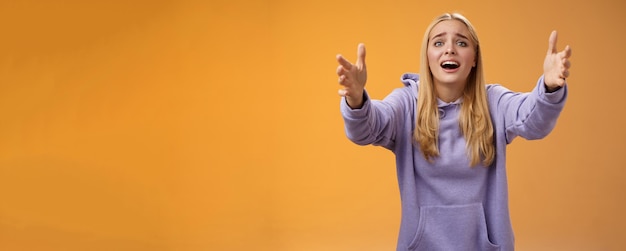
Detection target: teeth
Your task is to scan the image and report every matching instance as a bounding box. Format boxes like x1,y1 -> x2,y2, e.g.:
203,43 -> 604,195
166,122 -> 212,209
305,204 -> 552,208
441,61 -> 458,66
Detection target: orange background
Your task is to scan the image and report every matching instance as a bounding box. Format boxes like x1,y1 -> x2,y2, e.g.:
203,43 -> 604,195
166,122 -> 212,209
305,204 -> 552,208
1,0 -> 625,250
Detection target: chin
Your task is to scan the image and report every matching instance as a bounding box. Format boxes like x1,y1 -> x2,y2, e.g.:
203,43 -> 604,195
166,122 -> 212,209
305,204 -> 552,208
434,71 -> 470,85
436,77 -> 466,86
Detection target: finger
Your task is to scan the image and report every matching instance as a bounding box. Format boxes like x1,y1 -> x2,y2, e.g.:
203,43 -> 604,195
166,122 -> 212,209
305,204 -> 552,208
337,65 -> 348,76
547,30 -> 558,55
338,89 -> 348,97
563,59 -> 571,69
563,70 -> 570,78
557,48 -> 572,60
338,75 -> 348,85
356,43 -> 366,68
336,54 -> 353,70
554,77 -> 565,87
563,45 -> 572,58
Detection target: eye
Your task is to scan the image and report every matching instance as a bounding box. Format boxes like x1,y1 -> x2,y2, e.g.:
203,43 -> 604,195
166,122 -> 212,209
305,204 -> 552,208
457,41 -> 468,47
433,41 -> 443,47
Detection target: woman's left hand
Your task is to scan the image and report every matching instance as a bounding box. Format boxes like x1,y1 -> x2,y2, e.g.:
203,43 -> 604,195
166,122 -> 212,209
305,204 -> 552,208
543,31 -> 572,91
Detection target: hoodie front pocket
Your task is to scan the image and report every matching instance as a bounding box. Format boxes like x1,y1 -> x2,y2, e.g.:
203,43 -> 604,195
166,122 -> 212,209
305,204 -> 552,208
407,203 -> 501,251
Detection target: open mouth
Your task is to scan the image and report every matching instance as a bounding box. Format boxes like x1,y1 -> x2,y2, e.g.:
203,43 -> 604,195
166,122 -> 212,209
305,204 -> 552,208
441,61 -> 460,70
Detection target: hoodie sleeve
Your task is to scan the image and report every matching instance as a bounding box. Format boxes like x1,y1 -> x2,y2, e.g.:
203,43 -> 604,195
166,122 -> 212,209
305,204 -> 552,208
488,75 -> 567,144
340,87 -> 411,151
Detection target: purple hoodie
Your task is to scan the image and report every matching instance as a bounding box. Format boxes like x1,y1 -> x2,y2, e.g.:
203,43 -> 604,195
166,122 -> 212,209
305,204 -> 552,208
340,73 -> 567,251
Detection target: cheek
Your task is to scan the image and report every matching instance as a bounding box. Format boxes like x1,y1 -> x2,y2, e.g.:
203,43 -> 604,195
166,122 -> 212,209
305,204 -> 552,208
427,50 -> 439,67
461,50 -> 476,66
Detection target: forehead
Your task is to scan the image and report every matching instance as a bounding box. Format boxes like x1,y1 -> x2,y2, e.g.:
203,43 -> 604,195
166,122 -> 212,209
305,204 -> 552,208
429,19 -> 471,39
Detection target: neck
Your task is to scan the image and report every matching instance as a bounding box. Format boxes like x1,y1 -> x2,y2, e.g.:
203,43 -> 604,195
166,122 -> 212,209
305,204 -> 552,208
434,81 -> 464,102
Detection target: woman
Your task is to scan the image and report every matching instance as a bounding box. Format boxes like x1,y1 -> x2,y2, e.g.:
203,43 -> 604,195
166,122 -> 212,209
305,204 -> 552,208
336,13 -> 571,251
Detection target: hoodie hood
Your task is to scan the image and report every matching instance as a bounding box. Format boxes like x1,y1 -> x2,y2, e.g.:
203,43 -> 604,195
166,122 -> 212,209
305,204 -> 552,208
401,72 -> 419,87
400,72 -> 420,99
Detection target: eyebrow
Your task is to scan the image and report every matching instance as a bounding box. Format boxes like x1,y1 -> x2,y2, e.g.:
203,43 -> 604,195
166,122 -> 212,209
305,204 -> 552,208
430,32 -> 470,40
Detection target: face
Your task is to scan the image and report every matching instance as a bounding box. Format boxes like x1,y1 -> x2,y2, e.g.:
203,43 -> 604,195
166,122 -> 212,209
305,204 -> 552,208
427,19 -> 476,89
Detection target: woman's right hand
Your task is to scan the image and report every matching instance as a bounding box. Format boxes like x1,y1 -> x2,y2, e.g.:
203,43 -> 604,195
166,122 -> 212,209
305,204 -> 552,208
336,43 -> 367,108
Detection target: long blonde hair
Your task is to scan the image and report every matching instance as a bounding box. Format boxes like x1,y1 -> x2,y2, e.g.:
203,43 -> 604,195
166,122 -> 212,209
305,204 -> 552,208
415,13 -> 494,166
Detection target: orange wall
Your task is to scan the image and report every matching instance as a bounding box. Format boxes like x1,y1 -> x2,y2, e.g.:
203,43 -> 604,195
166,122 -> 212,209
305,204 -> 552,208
1,0 -> 625,250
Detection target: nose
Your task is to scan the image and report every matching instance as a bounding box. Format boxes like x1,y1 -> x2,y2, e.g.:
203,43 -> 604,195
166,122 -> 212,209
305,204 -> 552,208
445,47 -> 456,55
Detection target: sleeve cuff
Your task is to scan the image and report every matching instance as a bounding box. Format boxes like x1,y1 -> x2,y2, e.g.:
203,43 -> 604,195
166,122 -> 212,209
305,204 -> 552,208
340,90 -> 371,118
539,76 -> 567,104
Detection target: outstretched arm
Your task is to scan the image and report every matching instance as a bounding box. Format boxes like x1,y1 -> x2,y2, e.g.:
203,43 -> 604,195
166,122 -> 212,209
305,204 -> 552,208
336,44 -> 408,150
494,31 -> 572,142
